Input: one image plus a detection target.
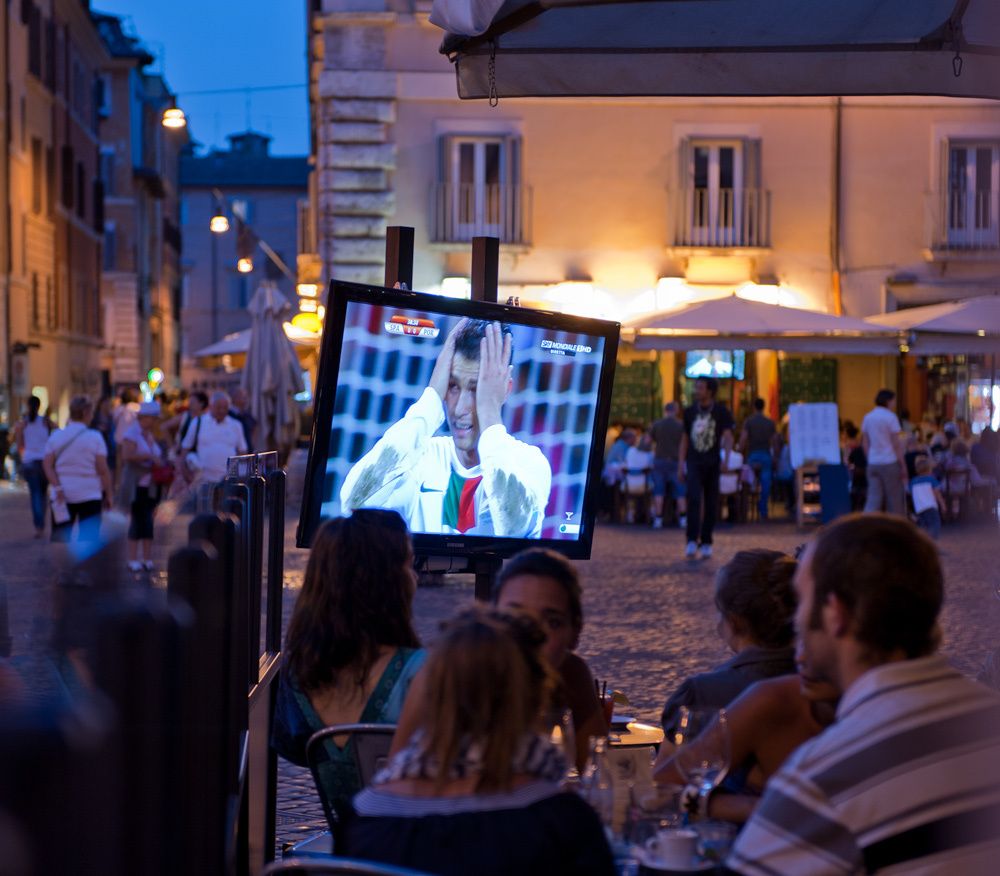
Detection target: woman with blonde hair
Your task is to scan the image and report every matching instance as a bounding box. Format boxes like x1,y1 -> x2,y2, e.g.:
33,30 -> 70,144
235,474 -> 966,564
341,607 -> 614,876
272,509 -> 425,818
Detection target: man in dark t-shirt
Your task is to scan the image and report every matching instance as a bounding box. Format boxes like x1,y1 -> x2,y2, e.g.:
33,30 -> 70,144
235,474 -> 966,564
650,402 -> 687,528
678,377 -> 734,559
739,398 -> 777,520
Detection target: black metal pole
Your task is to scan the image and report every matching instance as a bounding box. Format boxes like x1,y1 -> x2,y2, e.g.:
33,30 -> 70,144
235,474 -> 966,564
470,236 -> 500,304
384,226 -> 415,289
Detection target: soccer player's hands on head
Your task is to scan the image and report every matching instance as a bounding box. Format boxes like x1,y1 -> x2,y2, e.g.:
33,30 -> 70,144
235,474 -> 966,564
476,321 -> 512,433
430,318 -> 468,402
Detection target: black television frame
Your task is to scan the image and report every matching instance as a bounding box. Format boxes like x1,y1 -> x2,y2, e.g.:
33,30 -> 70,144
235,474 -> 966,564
297,279 -> 621,560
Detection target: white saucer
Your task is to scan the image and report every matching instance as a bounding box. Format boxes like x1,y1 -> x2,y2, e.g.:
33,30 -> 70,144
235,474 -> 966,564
631,845 -> 714,873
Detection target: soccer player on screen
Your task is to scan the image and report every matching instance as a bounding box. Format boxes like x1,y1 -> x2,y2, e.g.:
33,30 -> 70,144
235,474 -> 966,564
340,319 -> 553,537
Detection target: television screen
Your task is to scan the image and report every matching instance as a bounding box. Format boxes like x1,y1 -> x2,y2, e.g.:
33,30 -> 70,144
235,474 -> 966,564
685,349 -> 746,380
298,281 -> 621,559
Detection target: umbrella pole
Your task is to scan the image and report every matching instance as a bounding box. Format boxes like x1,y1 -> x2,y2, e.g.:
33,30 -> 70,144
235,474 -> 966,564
991,353 -> 997,430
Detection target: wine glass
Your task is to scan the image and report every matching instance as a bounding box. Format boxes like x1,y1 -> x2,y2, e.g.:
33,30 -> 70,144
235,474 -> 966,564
545,706 -> 577,776
673,707 -> 731,807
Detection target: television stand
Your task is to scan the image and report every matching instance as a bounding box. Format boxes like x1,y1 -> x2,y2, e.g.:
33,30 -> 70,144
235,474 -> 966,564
473,557 -> 502,602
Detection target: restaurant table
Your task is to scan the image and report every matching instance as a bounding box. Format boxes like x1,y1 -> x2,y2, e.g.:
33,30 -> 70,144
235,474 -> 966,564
609,721 -> 665,749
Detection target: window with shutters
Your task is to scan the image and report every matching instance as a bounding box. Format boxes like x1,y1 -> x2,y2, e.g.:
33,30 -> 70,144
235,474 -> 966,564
674,137 -> 770,248
30,138 -> 42,214
431,134 -> 530,245
942,140 -> 1000,250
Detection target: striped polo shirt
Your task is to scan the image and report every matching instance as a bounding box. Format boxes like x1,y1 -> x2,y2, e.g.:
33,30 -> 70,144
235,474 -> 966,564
728,655 -> 1000,875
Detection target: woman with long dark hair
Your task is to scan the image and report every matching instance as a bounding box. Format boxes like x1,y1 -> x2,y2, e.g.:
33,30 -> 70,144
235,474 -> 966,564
272,509 -> 424,815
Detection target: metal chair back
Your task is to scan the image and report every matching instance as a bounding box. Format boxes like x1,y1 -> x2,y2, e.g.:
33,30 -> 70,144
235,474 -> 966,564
264,857 -> 433,875
305,724 -> 397,830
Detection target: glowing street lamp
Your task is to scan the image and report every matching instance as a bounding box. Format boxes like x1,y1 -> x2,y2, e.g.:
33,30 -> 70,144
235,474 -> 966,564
161,107 -> 187,129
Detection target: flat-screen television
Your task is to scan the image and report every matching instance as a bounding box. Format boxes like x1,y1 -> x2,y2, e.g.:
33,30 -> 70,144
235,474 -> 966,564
298,280 -> 621,560
685,349 -> 746,380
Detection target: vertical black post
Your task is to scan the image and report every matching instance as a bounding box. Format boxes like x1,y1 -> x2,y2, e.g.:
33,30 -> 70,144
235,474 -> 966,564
471,236 -> 500,303
0,579 -> 10,656
265,470 -> 286,653
384,226 -> 414,289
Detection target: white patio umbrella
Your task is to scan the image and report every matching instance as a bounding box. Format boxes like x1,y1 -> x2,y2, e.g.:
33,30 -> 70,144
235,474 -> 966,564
868,295 -> 1000,354
241,283 -> 306,456
431,0 -> 1000,100
624,294 -> 903,353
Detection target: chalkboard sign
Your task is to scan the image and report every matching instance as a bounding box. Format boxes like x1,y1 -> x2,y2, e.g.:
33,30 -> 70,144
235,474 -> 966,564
610,360 -> 662,425
779,358 -> 837,415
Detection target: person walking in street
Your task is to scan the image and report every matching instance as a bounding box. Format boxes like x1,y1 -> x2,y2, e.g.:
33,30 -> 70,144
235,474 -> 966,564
679,377 -> 734,560
42,396 -> 112,544
117,401 -> 165,572
861,388 -> 907,515
180,390 -> 247,484
13,395 -> 53,537
90,396 -> 116,474
650,402 -> 687,528
739,398 -> 777,520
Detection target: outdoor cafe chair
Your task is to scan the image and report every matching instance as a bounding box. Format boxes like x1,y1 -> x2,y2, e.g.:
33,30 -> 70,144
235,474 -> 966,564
943,467 -> 971,523
305,723 -> 397,832
264,857 -> 434,875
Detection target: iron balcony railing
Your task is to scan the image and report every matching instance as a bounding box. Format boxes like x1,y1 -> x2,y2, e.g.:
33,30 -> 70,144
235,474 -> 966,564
673,187 -> 771,248
430,183 -> 533,245
928,188 -> 1000,251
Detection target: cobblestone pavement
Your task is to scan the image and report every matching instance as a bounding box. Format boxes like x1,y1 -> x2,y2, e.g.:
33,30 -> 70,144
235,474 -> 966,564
2,468 -> 998,853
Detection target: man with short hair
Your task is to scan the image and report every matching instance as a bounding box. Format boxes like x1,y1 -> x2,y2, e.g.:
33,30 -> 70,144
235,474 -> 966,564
341,319 -> 552,537
181,390 -> 247,483
678,377 -> 734,559
862,388 -> 907,514
739,398 -> 777,520
650,402 -> 687,529
727,514 -> 1000,876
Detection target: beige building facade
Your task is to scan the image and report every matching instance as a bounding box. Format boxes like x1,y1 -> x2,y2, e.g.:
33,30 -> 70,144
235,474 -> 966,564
94,13 -> 185,392
3,0 -> 109,424
308,2 -> 1000,426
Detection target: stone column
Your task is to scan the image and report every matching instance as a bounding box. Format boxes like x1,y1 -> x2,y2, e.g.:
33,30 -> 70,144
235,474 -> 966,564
315,15 -> 398,286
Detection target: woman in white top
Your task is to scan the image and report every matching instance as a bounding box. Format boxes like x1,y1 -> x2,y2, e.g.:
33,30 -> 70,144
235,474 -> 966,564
42,395 -> 112,544
13,396 -> 53,537
119,401 -> 165,571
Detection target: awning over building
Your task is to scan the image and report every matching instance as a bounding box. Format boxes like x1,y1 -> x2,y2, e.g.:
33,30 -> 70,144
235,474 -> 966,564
431,0 -> 1000,100
623,295 -> 903,354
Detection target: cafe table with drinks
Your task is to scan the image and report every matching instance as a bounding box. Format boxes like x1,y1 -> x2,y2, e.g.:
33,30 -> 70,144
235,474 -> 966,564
570,686 -> 734,875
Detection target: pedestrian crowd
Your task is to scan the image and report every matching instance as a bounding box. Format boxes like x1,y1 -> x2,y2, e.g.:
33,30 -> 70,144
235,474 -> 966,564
6,385 -> 257,571
604,381 -> 999,554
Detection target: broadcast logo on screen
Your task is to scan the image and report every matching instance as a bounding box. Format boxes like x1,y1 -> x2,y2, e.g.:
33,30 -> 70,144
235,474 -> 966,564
540,339 -> 592,357
384,314 -> 440,338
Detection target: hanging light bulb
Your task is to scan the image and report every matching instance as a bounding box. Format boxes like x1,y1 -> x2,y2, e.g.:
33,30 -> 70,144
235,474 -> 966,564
210,213 -> 229,233
162,107 -> 187,129
237,257 -> 253,273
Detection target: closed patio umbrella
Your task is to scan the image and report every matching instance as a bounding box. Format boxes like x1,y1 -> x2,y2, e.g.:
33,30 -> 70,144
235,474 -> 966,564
241,283 -> 305,459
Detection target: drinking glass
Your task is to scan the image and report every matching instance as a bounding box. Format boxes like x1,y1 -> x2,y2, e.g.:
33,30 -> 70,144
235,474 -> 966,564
546,707 -> 576,775
673,707 -> 731,804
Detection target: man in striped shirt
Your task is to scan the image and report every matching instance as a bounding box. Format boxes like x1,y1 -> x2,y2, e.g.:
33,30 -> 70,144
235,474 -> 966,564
727,513 -> 1000,875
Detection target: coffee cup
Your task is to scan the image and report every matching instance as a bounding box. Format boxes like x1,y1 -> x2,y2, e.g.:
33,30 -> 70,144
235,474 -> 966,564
645,827 -> 698,868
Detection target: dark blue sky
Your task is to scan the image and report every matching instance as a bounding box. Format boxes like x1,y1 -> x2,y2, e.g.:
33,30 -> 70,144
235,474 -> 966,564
93,1 -> 309,156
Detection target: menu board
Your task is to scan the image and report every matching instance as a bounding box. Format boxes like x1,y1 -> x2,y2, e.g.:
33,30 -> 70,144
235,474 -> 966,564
788,402 -> 841,469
